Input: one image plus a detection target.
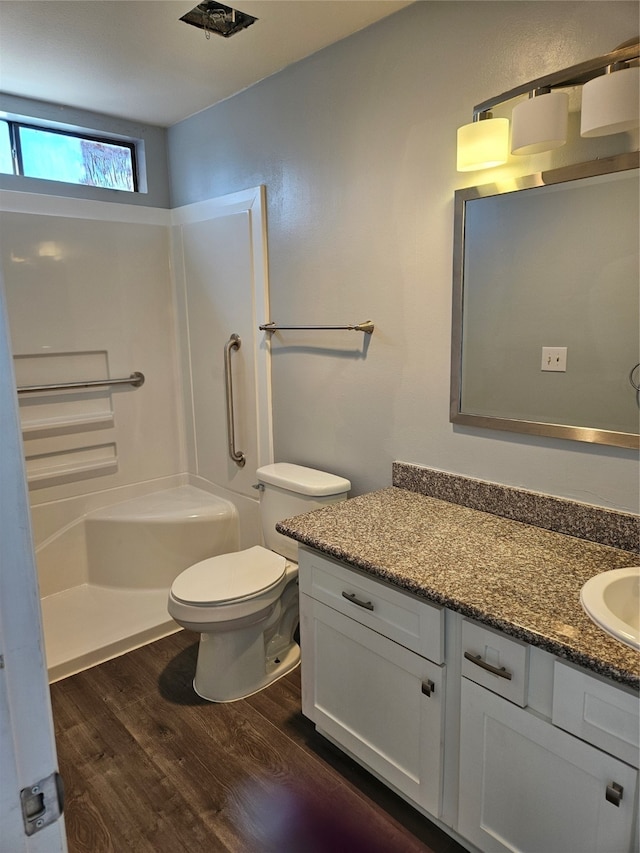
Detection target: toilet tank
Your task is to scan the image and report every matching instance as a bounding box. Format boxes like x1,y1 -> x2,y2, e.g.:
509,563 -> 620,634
256,463 -> 350,562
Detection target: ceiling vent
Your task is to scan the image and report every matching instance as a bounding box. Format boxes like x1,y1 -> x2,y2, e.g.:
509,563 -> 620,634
179,2 -> 257,39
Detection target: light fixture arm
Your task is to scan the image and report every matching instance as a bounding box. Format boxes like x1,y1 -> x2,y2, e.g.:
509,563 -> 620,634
472,39 -> 639,117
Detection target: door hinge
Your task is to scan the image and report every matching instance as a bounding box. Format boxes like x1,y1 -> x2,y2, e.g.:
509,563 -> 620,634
20,771 -> 64,836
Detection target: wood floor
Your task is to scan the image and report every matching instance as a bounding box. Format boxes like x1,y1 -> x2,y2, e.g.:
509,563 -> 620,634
51,630 -> 467,853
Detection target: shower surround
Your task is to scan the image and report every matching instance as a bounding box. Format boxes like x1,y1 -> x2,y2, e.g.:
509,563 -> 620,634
0,186 -> 272,680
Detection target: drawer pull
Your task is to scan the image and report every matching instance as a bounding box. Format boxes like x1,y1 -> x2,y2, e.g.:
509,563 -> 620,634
421,679 -> 435,697
464,651 -> 513,680
341,591 -> 374,611
606,782 -> 623,807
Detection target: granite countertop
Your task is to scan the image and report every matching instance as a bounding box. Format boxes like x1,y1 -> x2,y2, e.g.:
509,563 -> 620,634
277,487 -> 640,689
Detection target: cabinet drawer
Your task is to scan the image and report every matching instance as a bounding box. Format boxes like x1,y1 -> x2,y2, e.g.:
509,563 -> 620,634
461,619 -> 529,707
299,549 -> 444,663
552,662 -> 640,767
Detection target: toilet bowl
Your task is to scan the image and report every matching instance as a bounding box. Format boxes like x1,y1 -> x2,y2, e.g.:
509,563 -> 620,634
168,463 -> 350,702
169,546 -> 299,701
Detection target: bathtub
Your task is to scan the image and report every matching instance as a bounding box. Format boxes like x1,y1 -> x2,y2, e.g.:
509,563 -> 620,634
38,485 -> 240,682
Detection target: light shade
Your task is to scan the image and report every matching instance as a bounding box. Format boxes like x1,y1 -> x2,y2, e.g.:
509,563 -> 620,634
457,117 -> 509,171
581,66 -> 640,137
511,91 -> 569,155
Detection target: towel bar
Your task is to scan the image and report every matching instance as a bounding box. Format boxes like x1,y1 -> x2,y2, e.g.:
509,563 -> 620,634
259,320 -> 374,335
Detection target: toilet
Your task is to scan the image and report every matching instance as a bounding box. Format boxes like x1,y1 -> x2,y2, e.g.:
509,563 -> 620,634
168,463 -> 350,702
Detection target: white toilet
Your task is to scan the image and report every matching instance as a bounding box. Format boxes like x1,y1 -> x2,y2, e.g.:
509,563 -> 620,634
168,463 -> 350,702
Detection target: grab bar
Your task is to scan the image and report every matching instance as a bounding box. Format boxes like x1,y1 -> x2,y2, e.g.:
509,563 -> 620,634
17,372 -> 145,394
224,334 -> 246,468
259,320 -> 374,335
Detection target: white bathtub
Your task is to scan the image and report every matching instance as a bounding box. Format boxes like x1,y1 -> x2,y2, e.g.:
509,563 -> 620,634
38,485 -> 240,681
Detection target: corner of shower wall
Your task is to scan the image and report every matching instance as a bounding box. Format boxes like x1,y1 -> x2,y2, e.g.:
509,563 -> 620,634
169,223 -> 198,476
170,187 -> 274,506
186,473 -> 261,550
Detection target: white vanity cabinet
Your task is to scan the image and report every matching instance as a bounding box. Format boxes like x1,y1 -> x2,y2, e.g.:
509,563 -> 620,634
458,620 -> 639,853
299,547 -> 640,853
298,549 -> 446,818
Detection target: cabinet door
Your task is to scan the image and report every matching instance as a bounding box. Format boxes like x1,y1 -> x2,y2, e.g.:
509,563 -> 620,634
301,596 -> 445,817
458,679 -> 638,853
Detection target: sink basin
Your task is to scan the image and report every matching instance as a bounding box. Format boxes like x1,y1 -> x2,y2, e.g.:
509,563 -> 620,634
580,567 -> 640,649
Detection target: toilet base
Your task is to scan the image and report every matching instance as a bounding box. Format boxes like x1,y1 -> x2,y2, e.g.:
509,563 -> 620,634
193,634 -> 300,703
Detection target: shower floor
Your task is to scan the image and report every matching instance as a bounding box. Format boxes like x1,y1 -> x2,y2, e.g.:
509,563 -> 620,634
41,583 -> 180,683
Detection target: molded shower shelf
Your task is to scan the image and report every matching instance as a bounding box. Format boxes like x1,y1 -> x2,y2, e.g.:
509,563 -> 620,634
27,458 -> 118,484
16,352 -> 115,455
26,444 -> 118,485
21,412 -> 115,436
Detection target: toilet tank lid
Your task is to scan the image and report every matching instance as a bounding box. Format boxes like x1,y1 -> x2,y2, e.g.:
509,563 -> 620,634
256,463 -> 351,497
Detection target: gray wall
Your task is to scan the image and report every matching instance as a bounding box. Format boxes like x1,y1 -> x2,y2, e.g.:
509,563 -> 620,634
168,0 -> 639,513
0,94 -> 170,208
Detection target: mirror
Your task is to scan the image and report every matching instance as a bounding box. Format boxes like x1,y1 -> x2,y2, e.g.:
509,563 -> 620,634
451,152 -> 639,449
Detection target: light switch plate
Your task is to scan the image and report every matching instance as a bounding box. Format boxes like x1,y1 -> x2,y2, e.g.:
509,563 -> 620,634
541,347 -> 567,372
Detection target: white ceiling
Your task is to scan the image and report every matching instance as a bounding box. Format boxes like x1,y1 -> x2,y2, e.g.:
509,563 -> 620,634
0,0 -> 413,127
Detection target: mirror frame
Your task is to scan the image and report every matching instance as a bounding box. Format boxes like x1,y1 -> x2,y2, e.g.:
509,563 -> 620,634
450,151 -> 640,450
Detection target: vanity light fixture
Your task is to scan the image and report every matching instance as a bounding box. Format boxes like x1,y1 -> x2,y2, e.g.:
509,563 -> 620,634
581,63 -> 640,137
511,88 -> 569,155
457,37 -> 639,171
457,111 -> 510,171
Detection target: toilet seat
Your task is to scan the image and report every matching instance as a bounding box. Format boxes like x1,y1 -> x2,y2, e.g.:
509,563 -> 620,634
170,545 -> 286,606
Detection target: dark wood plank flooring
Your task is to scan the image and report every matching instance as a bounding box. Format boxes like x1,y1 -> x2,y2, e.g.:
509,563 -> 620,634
51,630 -> 467,852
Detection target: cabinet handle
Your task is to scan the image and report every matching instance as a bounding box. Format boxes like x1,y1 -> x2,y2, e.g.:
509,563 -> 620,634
464,651 -> 513,681
421,679 -> 435,697
341,591 -> 374,611
606,782 -> 624,807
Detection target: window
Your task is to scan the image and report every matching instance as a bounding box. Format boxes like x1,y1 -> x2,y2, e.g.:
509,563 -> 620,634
0,121 -> 13,175
0,120 -> 138,192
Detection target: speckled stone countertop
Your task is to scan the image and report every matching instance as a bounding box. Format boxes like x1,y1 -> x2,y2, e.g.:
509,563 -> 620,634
277,487 -> 640,689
